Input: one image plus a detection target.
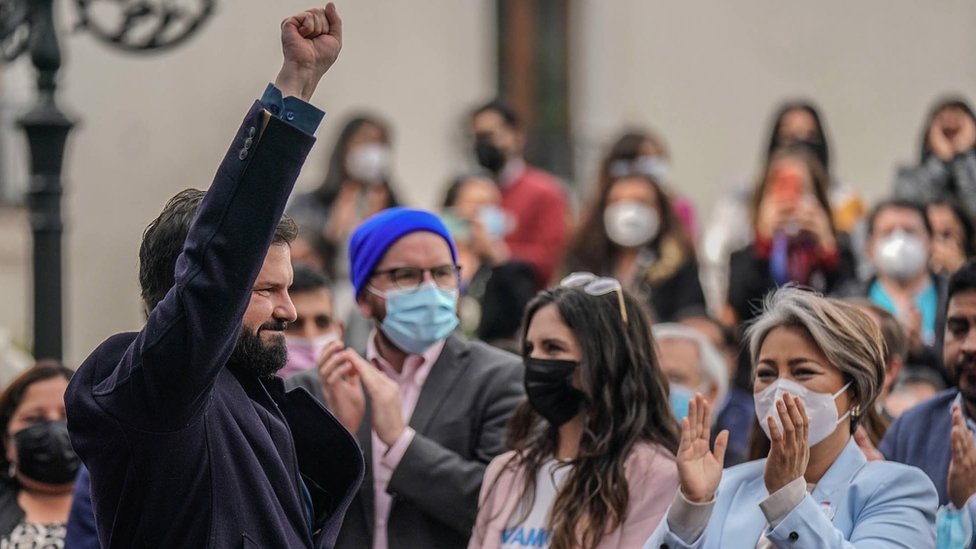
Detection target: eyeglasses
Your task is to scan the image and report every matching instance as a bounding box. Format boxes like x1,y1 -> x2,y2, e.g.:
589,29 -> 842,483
371,264 -> 461,292
559,272 -> 628,324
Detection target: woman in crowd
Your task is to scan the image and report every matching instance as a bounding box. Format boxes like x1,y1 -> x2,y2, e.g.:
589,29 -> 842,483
0,361 -> 78,547
286,114 -> 400,277
700,101 -> 864,316
469,274 -> 679,548
927,199 -> 975,276
441,172 -> 536,352
564,136 -> 706,322
894,97 -> 976,221
725,144 -> 857,328
645,287 -> 937,548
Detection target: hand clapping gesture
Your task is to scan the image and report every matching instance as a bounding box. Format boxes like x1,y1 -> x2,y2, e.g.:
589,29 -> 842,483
275,3 -> 343,101
948,404 -> 976,509
676,394 -> 729,503
763,393 -> 811,494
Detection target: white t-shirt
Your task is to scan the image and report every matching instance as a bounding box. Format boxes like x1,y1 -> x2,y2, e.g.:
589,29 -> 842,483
500,460 -> 572,549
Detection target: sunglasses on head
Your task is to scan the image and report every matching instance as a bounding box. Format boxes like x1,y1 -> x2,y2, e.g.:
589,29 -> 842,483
559,272 -> 628,324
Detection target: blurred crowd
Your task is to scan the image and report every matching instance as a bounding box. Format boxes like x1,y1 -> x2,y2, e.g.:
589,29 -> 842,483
6,71 -> 976,547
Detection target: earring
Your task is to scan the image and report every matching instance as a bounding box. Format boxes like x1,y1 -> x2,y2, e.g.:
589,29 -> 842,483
851,405 -> 861,418
7,462 -> 14,479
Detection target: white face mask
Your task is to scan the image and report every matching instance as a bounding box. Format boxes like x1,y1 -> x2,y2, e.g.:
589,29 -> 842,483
874,229 -> 928,281
603,201 -> 660,248
346,144 -> 391,185
754,378 -> 852,446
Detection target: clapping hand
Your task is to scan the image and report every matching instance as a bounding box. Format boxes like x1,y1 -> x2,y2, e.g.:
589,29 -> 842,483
763,393 -> 810,494
317,341 -> 365,435
947,404 -> 976,509
350,352 -> 407,447
275,3 -> 343,101
676,394 -> 729,503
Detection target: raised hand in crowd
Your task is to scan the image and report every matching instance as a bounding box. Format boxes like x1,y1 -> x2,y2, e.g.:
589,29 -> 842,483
317,340 -> 366,434
928,107 -> 976,161
316,340 -> 410,446
675,394 -> 728,503
763,393 -> 810,494
274,2 -> 343,102
947,404 -> 976,509
793,195 -> 837,253
350,349 -> 407,446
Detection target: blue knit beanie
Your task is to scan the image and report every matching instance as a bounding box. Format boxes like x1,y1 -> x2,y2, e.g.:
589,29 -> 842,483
348,207 -> 458,297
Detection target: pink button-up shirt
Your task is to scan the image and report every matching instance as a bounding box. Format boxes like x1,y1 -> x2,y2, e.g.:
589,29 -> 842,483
366,331 -> 447,549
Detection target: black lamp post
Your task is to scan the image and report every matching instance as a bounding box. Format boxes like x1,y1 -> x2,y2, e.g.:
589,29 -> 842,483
1,0 -> 215,360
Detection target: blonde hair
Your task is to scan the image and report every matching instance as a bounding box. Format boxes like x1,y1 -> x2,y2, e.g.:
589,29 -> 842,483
745,287 -> 886,427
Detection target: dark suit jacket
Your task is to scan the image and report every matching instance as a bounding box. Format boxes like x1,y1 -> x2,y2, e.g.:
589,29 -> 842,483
286,335 -> 524,549
879,388 -> 957,505
65,103 -> 364,549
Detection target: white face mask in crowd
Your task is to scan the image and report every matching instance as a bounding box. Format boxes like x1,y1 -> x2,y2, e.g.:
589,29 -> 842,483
603,200 -> 660,248
874,229 -> 928,282
346,143 -> 392,185
754,378 -> 852,446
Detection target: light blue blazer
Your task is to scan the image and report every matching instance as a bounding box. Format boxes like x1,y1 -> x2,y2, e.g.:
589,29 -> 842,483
644,438 -> 937,548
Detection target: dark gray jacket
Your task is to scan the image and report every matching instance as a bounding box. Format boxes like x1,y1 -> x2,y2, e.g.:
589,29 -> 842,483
286,334 -> 524,549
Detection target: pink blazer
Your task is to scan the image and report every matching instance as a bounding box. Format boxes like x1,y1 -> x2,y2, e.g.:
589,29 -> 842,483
468,442 -> 678,549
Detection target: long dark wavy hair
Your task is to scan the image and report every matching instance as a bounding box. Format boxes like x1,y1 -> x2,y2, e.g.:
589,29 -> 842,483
564,130 -> 693,276
495,286 -> 679,548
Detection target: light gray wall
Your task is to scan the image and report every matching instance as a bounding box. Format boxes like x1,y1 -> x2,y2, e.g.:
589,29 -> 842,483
0,1 -> 494,364
571,1 -> 976,210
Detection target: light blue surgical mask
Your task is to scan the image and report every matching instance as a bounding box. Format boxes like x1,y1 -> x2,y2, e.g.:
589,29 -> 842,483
669,383 -> 696,422
378,282 -> 459,354
478,205 -> 509,241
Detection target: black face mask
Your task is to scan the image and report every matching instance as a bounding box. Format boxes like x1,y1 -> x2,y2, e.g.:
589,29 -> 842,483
524,357 -> 584,427
474,140 -> 506,174
14,420 -> 80,485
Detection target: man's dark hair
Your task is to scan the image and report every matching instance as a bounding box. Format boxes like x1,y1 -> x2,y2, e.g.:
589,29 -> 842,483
948,260 -> 976,303
866,198 -> 932,237
471,99 -> 521,129
290,264 -> 333,295
139,188 -> 298,313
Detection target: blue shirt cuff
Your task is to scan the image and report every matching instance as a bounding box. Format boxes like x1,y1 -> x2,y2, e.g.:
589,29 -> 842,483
260,83 -> 325,136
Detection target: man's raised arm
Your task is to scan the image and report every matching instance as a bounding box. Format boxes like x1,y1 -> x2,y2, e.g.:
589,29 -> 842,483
88,5 -> 343,431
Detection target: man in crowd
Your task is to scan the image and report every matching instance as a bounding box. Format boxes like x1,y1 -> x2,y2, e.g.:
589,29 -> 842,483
470,100 -> 570,287
880,260 -> 976,519
287,207 -> 524,548
65,6 -> 364,547
838,199 -> 945,371
282,264 -> 345,377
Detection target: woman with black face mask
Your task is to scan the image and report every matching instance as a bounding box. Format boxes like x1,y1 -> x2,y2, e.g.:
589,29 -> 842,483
469,274 -> 680,549
0,361 -> 78,548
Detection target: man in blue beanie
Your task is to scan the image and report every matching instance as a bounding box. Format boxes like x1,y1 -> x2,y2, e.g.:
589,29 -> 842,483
286,207 -> 524,549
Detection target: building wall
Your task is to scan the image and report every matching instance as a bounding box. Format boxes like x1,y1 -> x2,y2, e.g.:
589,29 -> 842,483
0,1 -> 494,364
571,1 -> 976,210
2,1 -> 975,365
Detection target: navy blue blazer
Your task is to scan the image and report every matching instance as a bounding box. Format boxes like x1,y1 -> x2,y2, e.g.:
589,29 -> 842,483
879,388 -> 958,505
64,103 -> 364,548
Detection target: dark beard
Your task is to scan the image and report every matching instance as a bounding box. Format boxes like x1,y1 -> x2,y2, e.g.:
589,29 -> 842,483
226,322 -> 288,378
952,352 -> 976,404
